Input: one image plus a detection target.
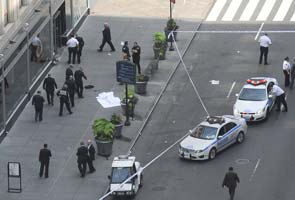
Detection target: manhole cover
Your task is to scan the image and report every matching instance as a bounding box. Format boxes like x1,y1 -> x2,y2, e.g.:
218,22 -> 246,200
235,159 -> 250,165
152,186 -> 166,191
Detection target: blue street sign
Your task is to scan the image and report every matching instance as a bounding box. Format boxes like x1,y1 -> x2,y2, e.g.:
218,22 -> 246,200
116,60 -> 136,84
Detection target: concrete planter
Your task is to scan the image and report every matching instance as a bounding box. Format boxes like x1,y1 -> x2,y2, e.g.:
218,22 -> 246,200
135,81 -> 148,95
95,139 -> 113,157
113,123 -> 123,139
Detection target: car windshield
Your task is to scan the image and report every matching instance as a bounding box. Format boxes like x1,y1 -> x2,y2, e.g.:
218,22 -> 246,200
190,125 -> 218,140
239,88 -> 266,101
111,167 -> 132,183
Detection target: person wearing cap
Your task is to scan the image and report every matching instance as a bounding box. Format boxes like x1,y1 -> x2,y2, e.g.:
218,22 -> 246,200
290,57 -> 295,89
132,42 -> 141,74
66,65 -> 74,81
222,167 -> 240,200
258,33 -> 272,65
122,41 -> 130,60
66,34 -> 79,64
87,140 -> 96,173
74,67 -> 87,98
283,57 -> 291,87
43,74 -> 57,105
269,82 -> 288,112
57,84 -> 73,116
98,23 -> 115,52
32,91 -> 45,122
76,142 -> 88,177
65,75 -> 76,107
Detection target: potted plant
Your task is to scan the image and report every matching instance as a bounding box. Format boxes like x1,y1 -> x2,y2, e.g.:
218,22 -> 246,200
153,32 -> 167,60
110,113 -> 124,139
92,118 -> 115,157
165,18 -> 179,41
135,74 -> 149,95
121,88 -> 138,118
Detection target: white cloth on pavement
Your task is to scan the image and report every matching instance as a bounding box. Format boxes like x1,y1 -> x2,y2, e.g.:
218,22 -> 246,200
96,92 -> 120,108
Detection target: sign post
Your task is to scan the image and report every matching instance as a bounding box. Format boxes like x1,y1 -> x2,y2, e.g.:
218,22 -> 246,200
7,162 -> 22,193
116,60 -> 136,126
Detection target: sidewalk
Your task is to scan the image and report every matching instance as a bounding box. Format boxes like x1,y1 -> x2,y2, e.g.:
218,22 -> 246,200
0,1 -> 211,200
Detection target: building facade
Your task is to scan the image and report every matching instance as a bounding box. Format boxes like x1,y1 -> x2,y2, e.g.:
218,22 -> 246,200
0,0 -> 89,138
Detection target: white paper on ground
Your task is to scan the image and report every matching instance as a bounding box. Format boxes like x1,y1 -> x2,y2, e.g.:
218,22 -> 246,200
96,92 -> 121,108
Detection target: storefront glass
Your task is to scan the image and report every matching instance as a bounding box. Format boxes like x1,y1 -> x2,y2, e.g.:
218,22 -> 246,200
0,80 -> 4,132
72,0 -> 87,26
3,0 -> 8,25
65,0 -> 72,31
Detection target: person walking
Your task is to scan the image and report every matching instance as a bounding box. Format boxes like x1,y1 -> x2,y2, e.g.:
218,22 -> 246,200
43,74 -> 57,105
57,84 -> 73,116
258,33 -> 272,65
283,57 -> 291,87
76,142 -> 88,177
74,67 -> 87,98
75,34 -> 84,64
66,65 -> 74,81
32,91 -> 45,122
98,23 -> 115,52
290,57 -> 295,89
39,143 -> 52,178
269,82 -> 288,112
65,75 -> 76,107
222,167 -> 240,200
122,41 -> 130,60
66,34 -> 79,64
87,140 -> 96,173
31,34 -> 42,62
132,42 -> 141,74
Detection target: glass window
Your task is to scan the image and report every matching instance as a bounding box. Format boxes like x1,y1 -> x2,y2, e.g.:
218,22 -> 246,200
111,167 -> 132,183
72,0 -> 87,26
3,0 -> 8,25
190,125 -> 218,140
0,79 -> 5,132
239,88 -> 267,101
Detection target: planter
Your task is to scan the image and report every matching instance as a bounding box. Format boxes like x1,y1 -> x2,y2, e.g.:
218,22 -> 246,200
113,123 -> 124,138
121,102 -> 135,118
135,81 -> 148,95
95,139 -> 113,157
153,46 -> 160,59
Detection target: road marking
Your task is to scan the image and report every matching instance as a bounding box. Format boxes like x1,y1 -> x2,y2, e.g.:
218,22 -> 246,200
227,81 -> 236,98
255,23 -> 264,41
291,13 -> 295,21
206,0 -> 227,21
273,0 -> 293,21
222,0 -> 243,21
249,158 -> 261,182
256,0 -> 276,21
209,80 -> 220,85
239,0 -> 259,21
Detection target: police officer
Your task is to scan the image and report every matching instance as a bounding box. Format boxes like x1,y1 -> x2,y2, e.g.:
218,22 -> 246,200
283,57 -> 291,87
75,34 -> 84,64
65,75 -> 76,107
269,82 -> 288,112
122,41 -> 130,60
290,56 -> 295,89
32,91 -> 45,122
66,34 -> 79,64
66,65 -> 74,81
222,167 -> 240,200
132,42 -> 141,74
74,67 -> 87,98
57,84 -> 73,116
43,74 -> 57,105
76,142 -> 88,177
258,33 -> 272,65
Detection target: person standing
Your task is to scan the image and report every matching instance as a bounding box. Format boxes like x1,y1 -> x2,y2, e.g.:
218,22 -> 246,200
74,67 -> 87,98
31,34 -> 42,62
269,82 -> 288,112
222,167 -> 240,200
65,75 -> 76,107
57,84 -> 73,116
98,23 -> 115,52
132,42 -> 141,74
87,140 -> 96,173
43,74 -> 57,106
283,57 -> 291,87
122,41 -> 130,60
76,142 -> 88,177
290,57 -> 295,89
32,91 -> 45,122
75,34 -> 84,64
39,143 -> 52,178
66,65 -> 74,81
258,33 -> 272,65
66,34 -> 79,64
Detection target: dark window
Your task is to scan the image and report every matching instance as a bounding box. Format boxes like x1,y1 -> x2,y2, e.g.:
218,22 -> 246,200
225,122 -> 237,132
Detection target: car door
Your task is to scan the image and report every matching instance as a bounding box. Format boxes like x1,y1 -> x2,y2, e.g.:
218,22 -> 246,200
224,122 -> 238,145
217,125 -> 228,151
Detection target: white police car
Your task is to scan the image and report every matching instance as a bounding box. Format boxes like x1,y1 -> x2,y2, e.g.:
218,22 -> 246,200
233,77 -> 278,121
179,116 -> 247,160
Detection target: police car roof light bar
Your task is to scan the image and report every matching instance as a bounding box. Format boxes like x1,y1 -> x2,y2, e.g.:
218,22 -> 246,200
246,79 -> 267,86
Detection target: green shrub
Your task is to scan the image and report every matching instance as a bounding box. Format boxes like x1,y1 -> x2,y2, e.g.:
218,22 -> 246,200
92,118 -> 115,141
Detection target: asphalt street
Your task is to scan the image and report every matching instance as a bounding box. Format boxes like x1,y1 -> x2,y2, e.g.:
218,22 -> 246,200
130,22 -> 295,200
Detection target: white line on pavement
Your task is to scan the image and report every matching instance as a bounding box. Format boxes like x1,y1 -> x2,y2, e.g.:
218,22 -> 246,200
239,0 -> 260,21
291,13 -> 295,21
222,0 -> 243,21
227,81 -> 236,98
256,0 -> 276,21
249,158 -> 261,182
206,0 -> 227,21
255,23 -> 264,40
273,0 -> 293,21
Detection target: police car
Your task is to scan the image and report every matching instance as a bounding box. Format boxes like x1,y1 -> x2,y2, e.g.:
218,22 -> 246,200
179,116 -> 247,160
233,77 -> 278,121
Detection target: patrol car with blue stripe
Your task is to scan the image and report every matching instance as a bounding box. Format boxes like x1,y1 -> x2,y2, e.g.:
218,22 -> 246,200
179,116 -> 247,160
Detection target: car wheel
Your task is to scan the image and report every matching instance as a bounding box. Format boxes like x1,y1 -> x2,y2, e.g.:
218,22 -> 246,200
209,148 -> 217,160
236,132 -> 245,144
139,174 -> 143,188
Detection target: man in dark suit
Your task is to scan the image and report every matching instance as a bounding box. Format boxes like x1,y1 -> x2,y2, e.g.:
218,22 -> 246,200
32,91 -> 45,122
65,75 -> 76,107
87,140 -> 96,173
39,143 -> 52,178
76,142 -> 88,177
66,65 -> 74,81
222,167 -> 240,200
98,23 -> 115,52
75,34 -> 84,64
74,67 -> 87,98
43,74 -> 57,105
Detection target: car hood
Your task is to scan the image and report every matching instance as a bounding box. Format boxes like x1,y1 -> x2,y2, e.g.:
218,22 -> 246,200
180,135 -> 214,151
110,183 -> 132,192
235,99 -> 267,113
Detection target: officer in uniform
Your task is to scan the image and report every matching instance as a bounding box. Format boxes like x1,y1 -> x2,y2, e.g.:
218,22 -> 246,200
66,65 -> 74,81
65,75 -> 76,107
43,74 -> 57,105
132,42 -> 141,74
122,41 -> 130,60
57,84 -> 73,116
75,34 -> 84,64
269,82 -> 288,112
283,57 -> 291,87
74,67 -> 87,98
258,33 -> 272,65
290,56 -> 295,89
76,142 -> 88,177
66,34 -> 79,64
32,91 -> 45,122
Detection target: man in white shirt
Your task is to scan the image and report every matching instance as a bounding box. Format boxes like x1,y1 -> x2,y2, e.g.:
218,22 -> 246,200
31,34 -> 42,62
283,57 -> 291,87
259,33 -> 272,65
66,34 -> 79,64
269,82 -> 288,112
